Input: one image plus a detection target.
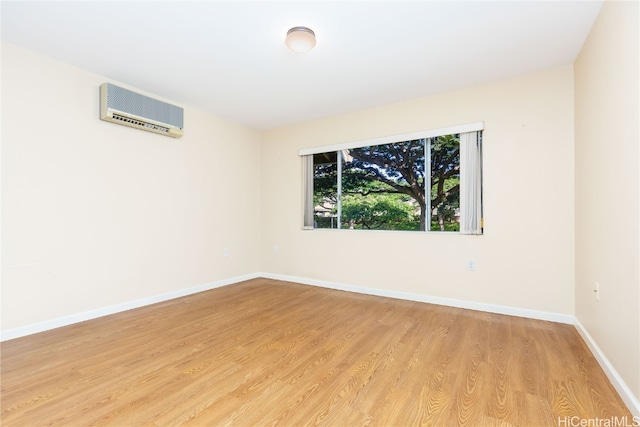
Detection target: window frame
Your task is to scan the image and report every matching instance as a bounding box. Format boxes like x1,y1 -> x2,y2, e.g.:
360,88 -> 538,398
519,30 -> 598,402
300,122 -> 484,234
298,122 -> 483,157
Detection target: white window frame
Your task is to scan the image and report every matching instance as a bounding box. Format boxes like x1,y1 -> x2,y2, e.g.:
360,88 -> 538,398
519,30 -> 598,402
301,122 -> 484,233
299,122 -> 483,156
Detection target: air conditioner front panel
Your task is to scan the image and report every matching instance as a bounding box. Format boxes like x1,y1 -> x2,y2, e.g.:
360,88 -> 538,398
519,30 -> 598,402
100,83 -> 183,138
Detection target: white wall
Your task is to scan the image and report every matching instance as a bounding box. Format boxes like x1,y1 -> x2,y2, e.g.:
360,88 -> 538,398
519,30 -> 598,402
574,0 -> 640,404
261,67 -> 576,316
1,42 -> 262,331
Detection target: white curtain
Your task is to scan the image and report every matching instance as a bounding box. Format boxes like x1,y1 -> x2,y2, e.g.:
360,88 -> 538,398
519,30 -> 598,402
460,131 -> 483,234
302,154 -> 314,229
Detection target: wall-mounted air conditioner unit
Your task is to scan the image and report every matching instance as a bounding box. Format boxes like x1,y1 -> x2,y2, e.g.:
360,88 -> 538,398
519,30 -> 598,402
100,83 -> 184,138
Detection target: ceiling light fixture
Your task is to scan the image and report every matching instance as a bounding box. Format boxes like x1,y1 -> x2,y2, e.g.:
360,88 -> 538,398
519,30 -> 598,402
286,26 -> 316,53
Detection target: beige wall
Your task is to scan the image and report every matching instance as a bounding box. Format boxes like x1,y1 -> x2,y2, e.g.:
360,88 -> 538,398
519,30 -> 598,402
261,67 -> 576,315
2,0 -> 638,410
575,0 -> 640,403
1,42 -> 262,330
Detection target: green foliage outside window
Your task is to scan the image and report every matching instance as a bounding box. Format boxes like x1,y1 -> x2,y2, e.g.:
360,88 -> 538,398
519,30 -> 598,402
313,134 -> 461,232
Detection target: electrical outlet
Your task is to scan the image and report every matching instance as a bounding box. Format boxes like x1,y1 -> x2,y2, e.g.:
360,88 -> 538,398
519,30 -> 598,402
594,282 -> 600,300
223,248 -> 230,257
273,245 -> 279,254
467,260 -> 476,271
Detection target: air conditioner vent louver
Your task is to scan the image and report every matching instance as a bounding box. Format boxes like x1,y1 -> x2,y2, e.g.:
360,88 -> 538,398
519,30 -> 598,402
100,83 -> 183,138
112,113 -> 171,133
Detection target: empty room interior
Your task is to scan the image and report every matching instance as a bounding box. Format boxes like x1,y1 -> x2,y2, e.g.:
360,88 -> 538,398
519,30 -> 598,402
1,1 -> 639,426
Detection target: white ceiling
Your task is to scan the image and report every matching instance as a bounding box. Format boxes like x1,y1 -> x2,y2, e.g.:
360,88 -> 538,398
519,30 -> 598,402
1,1 -> 603,130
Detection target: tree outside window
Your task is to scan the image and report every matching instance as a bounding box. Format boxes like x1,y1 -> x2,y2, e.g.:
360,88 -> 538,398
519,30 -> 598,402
313,133 -> 466,232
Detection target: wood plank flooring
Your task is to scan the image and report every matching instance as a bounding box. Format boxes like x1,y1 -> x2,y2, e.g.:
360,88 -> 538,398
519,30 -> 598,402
1,278 -> 632,426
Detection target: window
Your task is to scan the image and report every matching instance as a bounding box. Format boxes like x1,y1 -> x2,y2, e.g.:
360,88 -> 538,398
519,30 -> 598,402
301,123 -> 483,234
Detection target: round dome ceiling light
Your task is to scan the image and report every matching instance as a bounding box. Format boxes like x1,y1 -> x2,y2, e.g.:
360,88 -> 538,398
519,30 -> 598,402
286,26 -> 316,53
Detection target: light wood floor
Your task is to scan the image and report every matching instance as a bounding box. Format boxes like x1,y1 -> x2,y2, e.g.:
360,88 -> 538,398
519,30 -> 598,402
1,278 -> 631,426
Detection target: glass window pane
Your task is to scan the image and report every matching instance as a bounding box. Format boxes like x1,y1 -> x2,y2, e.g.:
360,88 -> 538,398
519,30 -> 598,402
313,152 -> 338,229
342,140 -> 426,231
430,134 -> 460,231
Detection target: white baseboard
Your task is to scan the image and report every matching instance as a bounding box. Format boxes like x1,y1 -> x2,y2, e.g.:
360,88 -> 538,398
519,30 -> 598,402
260,272 -> 574,324
574,318 -> 640,417
0,272 -> 572,341
0,273 -> 260,342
